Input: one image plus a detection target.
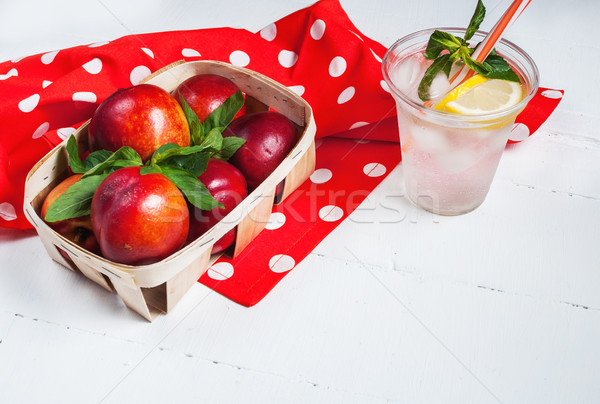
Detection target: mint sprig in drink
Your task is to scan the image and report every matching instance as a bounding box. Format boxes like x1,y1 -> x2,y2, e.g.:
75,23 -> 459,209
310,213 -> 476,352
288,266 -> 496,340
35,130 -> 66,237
382,1 -> 538,215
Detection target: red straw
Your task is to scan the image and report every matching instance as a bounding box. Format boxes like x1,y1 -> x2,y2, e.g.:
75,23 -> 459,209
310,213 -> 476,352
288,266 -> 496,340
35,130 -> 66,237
448,0 -> 532,86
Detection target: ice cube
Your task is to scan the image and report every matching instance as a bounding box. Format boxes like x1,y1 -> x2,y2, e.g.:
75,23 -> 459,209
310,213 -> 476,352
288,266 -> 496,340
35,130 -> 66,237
411,124 -> 450,154
390,54 -> 428,102
427,71 -> 452,104
427,62 -> 469,104
436,148 -> 480,174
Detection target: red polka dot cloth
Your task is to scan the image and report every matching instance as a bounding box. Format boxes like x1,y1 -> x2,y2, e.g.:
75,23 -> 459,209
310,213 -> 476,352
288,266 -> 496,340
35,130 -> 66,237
0,0 -> 562,305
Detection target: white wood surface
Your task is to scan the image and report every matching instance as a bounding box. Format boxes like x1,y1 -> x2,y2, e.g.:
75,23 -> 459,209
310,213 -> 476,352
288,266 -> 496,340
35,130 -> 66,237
1,1 -> 599,403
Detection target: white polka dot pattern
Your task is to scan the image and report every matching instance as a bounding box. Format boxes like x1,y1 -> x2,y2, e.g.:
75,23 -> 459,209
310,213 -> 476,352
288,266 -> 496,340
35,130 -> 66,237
207,262 -> 235,280
182,48 -> 201,58
229,50 -> 250,67
337,86 -> 355,104
41,50 -> 59,65
350,121 -> 369,130
310,19 -> 326,40
541,90 -> 563,99
260,24 -> 277,41
269,254 -> 295,273
18,94 -> 40,113
82,58 -> 102,74
509,123 -> 530,142
141,48 -> 154,58
129,65 -> 151,85
287,85 -> 305,96
0,68 -> 18,80
72,92 -> 97,103
57,127 -> 76,140
278,50 -> 298,68
310,168 -> 333,184
0,202 -> 17,221
329,56 -> 347,77
318,205 -> 344,222
32,122 -> 50,139
380,80 -> 390,93
363,162 -> 386,177
266,212 -> 286,230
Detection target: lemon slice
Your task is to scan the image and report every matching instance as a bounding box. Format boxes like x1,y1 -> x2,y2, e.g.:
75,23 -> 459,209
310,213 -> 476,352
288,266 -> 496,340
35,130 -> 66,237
434,74 -> 488,111
434,75 -> 523,115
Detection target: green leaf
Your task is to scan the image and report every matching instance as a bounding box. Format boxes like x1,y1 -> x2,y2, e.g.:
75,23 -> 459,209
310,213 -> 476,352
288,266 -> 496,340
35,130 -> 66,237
214,136 -> 246,161
424,30 -> 463,60
44,174 -> 108,222
151,144 -> 214,167
418,54 -> 452,101
178,93 -> 203,146
482,52 -> 521,82
82,146 -> 142,179
152,143 -> 180,158
140,165 -> 162,175
110,159 -> 147,171
83,150 -> 112,170
160,152 -> 210,178
199,127 -> 224,152
416,0 -> 520,102
465,0 -> 486,41
150,143 -> 213,178
458,46 -> 490,76
150,143 -> 183,165
66,135 -> 86,174
160,166 -> 223,211
202,91 -> 244,135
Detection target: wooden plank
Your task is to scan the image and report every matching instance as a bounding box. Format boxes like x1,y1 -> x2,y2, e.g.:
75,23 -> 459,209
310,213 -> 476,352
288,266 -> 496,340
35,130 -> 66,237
111,280 -> 160,322
233,189 -> 276,258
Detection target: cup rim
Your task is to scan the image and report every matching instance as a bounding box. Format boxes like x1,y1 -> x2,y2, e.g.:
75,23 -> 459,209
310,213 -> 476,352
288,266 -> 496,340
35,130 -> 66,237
382,27 -> 540,122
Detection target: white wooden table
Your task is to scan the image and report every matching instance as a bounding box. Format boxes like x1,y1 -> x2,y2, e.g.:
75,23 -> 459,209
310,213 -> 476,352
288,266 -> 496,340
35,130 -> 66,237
1,1 -> 598,402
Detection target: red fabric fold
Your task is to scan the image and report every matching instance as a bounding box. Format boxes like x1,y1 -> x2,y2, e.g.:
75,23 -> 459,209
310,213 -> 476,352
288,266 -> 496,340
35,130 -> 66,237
0,0 -> 562,305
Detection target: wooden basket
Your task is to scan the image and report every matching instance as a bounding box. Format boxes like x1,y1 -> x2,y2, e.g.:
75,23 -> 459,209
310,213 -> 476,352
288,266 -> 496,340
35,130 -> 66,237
23,60 -> 316,321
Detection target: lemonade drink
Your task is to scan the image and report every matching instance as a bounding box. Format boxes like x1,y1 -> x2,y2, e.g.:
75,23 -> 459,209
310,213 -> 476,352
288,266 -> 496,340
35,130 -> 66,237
382,28 -> 539,215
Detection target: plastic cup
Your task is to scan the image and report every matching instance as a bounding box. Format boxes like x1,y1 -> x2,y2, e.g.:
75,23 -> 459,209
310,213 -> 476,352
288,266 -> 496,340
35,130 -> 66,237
382,28 -> 539,215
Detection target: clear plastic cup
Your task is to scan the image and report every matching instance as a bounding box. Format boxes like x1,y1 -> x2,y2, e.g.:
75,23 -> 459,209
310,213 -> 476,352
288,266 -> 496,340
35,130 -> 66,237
382,28 -> 539,215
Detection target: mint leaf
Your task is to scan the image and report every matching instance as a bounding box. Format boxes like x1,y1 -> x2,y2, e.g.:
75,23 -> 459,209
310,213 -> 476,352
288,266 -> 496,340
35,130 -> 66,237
44,174 -> 108,222
83,150 -> 112,170
465,0 -> 486,40
178,93 -> 204,146
152,143 -> 180,157
199,127 -> 224,152
179,91 -> 243,148
160,166 -> 223,210
214,136 -> 246,161
149,143 -> 213,178
202,91 -> 244,135
140,165 -> 162,175
82,146 -> 143,178
66,135 -> 87,174
110,159 -> 146,170
150,143 -> 183,165
418,54 -> 452,101
160,152 -> 210,178
151,144 -> 214,169
50,139 -> 145,221
458,47 -> 490,76
417,0 -> 521,101
482,52 -> 520,82
424,31 -> 463,60
66,135 -> 116,173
